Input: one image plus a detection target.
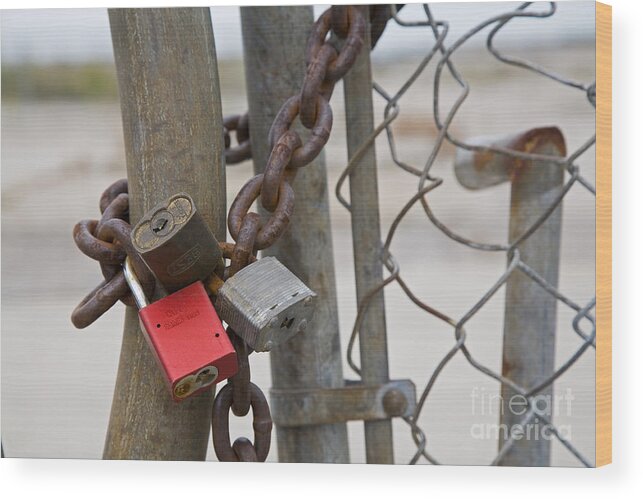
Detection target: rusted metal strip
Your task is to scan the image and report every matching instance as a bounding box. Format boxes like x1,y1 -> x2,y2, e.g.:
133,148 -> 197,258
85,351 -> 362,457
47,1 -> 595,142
342,6 -> 395,464
454,127 -> 566,189
271,380 -> 416,427
454,127 -> 566,467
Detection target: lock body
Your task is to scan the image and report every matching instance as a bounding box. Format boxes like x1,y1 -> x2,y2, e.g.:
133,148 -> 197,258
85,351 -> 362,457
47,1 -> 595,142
138,281 -> 237,401
132,193 -> 223,293
215,257 -> 317,352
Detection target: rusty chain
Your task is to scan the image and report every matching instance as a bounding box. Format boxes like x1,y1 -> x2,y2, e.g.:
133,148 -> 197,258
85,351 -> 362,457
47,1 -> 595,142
71,179 -> 156,329
222,5 -> 366,258
211,382 -> 273,462
220,4 -> 394,166
72,4 -> 395,328
211,4 -> 371,463
223,113 -> 252,164
72,4 -> 393,463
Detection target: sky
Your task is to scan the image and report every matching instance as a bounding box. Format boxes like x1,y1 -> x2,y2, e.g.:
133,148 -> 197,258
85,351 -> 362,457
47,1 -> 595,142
0,2 -> 595,65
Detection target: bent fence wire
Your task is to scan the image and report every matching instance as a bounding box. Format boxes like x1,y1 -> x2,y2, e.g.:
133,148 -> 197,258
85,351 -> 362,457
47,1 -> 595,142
335,3 -> 596,466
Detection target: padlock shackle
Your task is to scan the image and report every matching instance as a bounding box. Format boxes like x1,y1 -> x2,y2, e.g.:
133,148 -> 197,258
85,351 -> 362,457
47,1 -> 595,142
123,257 -> 150,309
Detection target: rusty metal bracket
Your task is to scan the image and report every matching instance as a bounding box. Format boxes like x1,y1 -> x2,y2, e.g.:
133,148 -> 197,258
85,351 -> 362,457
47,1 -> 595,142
270,379 -> 416,427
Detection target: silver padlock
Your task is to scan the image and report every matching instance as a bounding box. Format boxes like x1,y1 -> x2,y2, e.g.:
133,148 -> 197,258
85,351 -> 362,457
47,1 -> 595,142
215,256 -> 316,352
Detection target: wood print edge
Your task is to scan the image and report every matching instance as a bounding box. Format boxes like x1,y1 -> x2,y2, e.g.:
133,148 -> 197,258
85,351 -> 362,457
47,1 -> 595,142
596,0 -> 612,468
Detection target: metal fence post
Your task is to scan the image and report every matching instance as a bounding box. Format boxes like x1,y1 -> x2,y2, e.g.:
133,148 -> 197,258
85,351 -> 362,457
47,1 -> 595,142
241,6 -> 350,463
342,7 -> 395,464
455,127 -> 566,466
104,8 -> 226,460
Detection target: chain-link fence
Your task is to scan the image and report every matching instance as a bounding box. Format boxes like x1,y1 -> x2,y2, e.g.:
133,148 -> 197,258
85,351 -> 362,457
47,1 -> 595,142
334,2 -> 595,466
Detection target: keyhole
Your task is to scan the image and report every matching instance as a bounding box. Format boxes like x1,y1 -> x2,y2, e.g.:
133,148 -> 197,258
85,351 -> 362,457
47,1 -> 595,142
152,217 -> 168,233
280,317 -> 294,329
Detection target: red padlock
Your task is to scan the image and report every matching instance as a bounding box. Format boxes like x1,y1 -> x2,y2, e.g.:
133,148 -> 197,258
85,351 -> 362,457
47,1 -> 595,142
123,257 -> 237,401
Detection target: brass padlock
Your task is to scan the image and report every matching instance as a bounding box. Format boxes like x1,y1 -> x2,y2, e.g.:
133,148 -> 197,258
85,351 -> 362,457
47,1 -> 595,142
131,193 -> 223,293
215,257 -> 317,352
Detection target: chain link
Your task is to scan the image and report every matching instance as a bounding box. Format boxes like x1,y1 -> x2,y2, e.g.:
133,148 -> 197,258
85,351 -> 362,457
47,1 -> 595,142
211,382 -> 273,462
227,330 -> 253,417
71,180 -> 155,328
227,5 -> 366,263
223,113 -> 252,164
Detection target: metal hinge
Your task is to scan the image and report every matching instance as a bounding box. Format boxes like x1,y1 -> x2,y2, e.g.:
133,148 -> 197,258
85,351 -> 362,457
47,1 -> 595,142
270,379 -> 416,427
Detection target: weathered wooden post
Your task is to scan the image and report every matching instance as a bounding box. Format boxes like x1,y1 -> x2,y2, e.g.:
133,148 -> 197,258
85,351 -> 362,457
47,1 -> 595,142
342,6 -> 395,464
240,6 -> 350,463
104,8 -> 226,460
455,127 -> 566,466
